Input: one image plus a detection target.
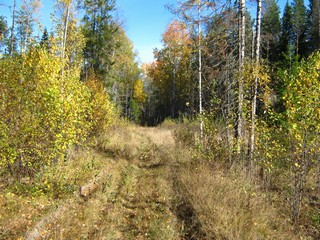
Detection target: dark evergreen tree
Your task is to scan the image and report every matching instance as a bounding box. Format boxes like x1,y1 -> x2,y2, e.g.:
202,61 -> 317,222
310,0 -> 320,51
40,27 -> 50,50
292,0 -> 308,56
82,0 -> 117,81
261,0 -> 281,63
279,2 -> 295,59
0,15 -> 8,53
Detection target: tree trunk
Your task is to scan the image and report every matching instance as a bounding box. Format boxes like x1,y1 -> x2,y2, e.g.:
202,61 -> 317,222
250,0 -> 262,166
237,0 -> 246,154
62,1 -> 70,60
171,63 -> 176,118
9,0 -> 16,56
198,2 -> 204,145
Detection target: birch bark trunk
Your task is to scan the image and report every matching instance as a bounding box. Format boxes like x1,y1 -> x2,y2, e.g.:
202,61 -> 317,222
237,0 -> 246,153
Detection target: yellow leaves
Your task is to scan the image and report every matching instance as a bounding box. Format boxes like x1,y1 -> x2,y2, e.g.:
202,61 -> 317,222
133,79 -> 146,104
85,74 -> 114,134
0,48 -> 115,173
284,52 -> 320,132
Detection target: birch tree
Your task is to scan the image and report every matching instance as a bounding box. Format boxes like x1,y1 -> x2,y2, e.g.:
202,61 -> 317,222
53,0 -> 84,68
9,0 -> 16,56
172,0 -> 215,144
237,0 -> 246,153
249,0 -> 262,163
16,0 -> 41,53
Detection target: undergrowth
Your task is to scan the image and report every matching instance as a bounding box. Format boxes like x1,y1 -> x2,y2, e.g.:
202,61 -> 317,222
173,119 -> 319,239
1,121 -> 318,239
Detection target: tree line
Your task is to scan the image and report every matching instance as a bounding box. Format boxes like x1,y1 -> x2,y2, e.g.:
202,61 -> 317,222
0,0 -> 146,176
145,0 -> 320,233
0,0 -> 319,234
0,0 -> 145,120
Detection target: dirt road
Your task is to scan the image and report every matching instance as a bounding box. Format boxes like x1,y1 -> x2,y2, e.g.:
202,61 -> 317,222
22,126 -> 194,240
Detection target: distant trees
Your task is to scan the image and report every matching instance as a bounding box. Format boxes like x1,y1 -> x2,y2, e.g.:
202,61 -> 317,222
145,0 -> 320,230
82,0 -> 117,81
147,20 -> 192,122
261,0 -> 281,63
16,0 -> 41,53
0,0 -> 143,176
0,16 -> 8,53
310,0 -> 320,51
107,27 -> 142,122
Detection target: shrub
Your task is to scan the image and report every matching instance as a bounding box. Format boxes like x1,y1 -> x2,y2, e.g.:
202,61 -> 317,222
0,48 -> 113,176
85,74 -> 115,135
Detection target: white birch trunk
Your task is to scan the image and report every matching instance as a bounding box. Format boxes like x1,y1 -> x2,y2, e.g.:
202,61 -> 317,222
62,1 -> 70,60
237,0 -> 245,153
10,0 -> 16,56
198,2 -> 204,145
250,0 -> 262,161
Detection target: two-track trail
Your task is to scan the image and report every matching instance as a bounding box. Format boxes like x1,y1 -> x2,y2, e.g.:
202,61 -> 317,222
21,126 -> 202,240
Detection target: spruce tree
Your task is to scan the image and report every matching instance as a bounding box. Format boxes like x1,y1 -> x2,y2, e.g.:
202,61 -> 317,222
292,0 -> 308,56
0,15 -> 8,53
40,27 -> 49,50
261,0 -> 281,63
310,0 -> 320,51
279,2 -> 295,59
82,0 -> 117,81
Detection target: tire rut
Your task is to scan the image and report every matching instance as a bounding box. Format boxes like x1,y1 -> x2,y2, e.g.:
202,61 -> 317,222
115,164 -> 179,239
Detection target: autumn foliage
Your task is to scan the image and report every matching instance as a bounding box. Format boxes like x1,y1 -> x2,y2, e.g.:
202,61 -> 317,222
0,48 -> 114,176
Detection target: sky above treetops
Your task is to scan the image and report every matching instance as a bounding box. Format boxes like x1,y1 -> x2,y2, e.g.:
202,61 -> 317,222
0,0 -> 309,64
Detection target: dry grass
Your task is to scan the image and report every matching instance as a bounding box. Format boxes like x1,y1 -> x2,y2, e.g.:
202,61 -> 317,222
0,123 -> 182,239
177,161 -> 312,240
2,121 -> 314,239
0,144 -> 126,239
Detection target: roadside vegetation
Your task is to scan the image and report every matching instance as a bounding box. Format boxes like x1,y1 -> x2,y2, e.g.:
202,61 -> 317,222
0,0 -> 319,239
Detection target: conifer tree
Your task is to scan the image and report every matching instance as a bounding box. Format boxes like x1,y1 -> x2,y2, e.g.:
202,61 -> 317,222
40,27 -> 49,50
310,0 -> 320,51
0,15 -> 8,53
261,0 -> 281,63
279,2 -> 295,59
292,0 -> 308,56
82,0 -> 117,81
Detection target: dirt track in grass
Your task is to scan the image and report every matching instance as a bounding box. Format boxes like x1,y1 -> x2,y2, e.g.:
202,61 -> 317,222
15,126 -> 202,240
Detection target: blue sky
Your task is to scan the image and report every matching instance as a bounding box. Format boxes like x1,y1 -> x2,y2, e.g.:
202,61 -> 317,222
117,0 -> 308,63
0,0 -> 310,63
116,0 -> 175,63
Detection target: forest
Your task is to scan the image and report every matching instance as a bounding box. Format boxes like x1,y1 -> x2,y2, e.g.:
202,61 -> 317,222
0,0 -> 319,239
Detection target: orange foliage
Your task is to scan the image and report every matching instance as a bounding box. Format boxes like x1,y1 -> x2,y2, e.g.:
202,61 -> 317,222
162,20 -> 191,47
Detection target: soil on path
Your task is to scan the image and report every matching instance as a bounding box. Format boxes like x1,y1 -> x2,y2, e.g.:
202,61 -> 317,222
21,126 -> 200,240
